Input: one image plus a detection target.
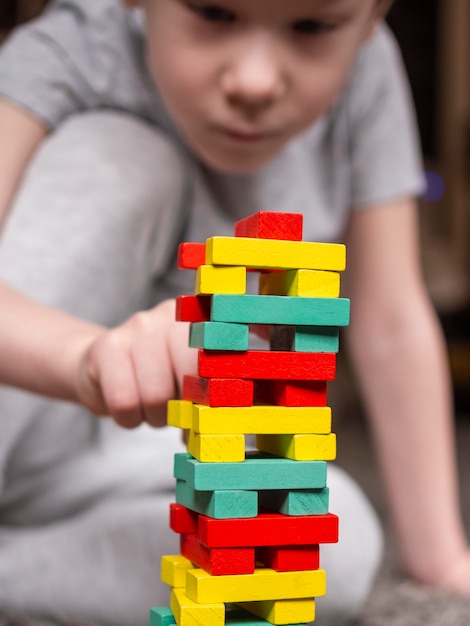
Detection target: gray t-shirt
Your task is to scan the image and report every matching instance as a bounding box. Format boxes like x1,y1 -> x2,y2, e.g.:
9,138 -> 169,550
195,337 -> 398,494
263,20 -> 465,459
0,0 -> 424,292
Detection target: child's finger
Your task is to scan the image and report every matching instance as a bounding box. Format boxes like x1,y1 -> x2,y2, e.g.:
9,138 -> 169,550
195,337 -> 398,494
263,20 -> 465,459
97,340 -> 145,429
129,314 -> 177,427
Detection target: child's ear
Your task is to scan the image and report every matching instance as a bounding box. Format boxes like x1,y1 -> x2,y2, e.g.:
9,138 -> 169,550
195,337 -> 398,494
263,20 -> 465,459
375,0 -> 395,19
362,0 -> 394,42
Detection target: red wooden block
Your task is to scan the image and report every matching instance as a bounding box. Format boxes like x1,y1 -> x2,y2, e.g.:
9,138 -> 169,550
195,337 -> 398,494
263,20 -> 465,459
256,545 -> 320,572
235,212 -> 303,241
183,375 -> 254,407
255,380 -> 328,407
170,503 -> 198,534
198,350 -> 336,381
177,242 -> 207,269
181,533 -> 255,576
198,512 -> 339,548
175,295 -> 211,322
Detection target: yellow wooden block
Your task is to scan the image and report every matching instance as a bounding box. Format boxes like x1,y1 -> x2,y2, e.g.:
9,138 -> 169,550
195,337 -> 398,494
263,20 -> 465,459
186,567 -> 326,603
161,555 -> 193,589
237,598 -> 316,625
188,431 -> 245,462
195,265 -> 246,295
256,433 -> 337,461
168,400 -> 193,429
193,404 -> 331,435
170,588 -> 225,626
206,237 -> 346,272
259,269 -> 340,298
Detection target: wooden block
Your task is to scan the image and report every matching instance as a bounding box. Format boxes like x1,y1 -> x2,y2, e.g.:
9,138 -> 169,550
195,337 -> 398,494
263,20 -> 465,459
258,488 -> 330,516
176,479 -> 258,519
170,503 -> 198,535
178,242 -> 207,270
183,376 -> 254,407
270,325 -> 339,353
150,607 -> 176,626
198,512 -> 339,548
210,294 -> 349,327
256,546 -> 320,573
174,452 -> 327,491
206,237 -> 346,272
237,598 -> 315,625
191,403 -> 332,435
198,351 -> 336,381
195,265 -> 247,295
254,380 -> 327,407
189,322 -> 249,351
256,433 -> 337,461
186,567 -> 327,603
259,269 -> 340,298
181,533 -> 255,576
234,212 -> 303,241
187,431 -> 245,463
226,607 -> 294,626
170,588 -> 225,626
161,555 -> 193,589
151,607 -> 279,626
167,400 -> 193,429
176,295 -> 211,322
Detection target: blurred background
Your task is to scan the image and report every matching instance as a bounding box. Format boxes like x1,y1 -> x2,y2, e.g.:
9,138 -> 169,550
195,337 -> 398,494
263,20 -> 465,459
1,0 -> 469,412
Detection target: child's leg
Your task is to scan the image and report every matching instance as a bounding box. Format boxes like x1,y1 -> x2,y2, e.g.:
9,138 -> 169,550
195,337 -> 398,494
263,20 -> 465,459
0,493 -> 178,625
316,465 -> 384,625
0,112 -> 189,621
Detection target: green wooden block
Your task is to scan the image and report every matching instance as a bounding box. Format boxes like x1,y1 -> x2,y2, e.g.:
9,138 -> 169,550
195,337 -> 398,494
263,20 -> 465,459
150,607 -> 176,626
211,295 -> 350,327
189,322 -> 249,351
227,607 -> 302,626
174,452 -> 327,491
259,487 -> 330,516
149,607 -> 298,626
270,325 -> 339,353
175,479 -> 258,519
174,452 -> 191,481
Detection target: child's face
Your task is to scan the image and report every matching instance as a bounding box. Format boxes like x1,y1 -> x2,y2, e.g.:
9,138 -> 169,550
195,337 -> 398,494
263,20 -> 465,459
139,0 -> 381,173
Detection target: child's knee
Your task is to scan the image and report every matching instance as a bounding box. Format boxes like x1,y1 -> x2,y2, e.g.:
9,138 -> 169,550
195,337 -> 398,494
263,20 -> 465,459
45,111 -> 188,201
315,465 -> 384,625
1,112 -> 189,321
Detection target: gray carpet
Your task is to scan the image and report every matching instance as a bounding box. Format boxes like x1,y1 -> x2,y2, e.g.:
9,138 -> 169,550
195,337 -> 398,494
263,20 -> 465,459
1,406 -> 469,626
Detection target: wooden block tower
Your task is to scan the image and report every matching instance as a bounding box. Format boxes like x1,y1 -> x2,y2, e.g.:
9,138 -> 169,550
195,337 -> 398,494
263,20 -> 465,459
150,212 -> 349,626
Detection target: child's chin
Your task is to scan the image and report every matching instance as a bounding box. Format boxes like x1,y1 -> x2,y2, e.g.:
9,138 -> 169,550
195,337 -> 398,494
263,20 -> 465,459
198,149 -> 279,175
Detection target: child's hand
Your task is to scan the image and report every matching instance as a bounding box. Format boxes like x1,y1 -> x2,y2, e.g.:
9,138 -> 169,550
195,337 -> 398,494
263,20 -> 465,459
75,299 -> 196,428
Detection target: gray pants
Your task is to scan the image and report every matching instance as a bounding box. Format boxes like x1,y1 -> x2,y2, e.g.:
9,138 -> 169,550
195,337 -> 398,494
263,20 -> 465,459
0,112 -> 383,626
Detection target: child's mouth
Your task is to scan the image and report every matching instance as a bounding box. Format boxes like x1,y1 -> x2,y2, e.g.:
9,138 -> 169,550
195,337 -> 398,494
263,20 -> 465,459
218,125 -> 275,143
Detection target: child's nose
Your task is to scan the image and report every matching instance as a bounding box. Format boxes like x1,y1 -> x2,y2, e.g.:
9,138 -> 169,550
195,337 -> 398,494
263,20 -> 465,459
221,42 -> 286,111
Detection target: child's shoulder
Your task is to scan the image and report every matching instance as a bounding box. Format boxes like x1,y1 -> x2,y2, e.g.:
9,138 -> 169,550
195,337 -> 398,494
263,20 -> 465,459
0,0 -> 159,129
354,23 -> 406,82
338,22 -> 416,132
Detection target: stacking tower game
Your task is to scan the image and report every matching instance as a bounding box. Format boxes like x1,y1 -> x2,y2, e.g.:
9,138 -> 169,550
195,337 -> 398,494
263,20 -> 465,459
150,211 -> 350,626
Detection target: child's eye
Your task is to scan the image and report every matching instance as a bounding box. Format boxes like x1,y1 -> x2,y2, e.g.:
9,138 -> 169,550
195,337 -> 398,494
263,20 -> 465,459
292,20 -> 331,35
187,3 -> 236,23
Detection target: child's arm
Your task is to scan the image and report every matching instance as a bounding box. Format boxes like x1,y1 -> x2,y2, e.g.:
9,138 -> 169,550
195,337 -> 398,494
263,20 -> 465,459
0,98 -> 195,428
0,283 -> 194,428
343,196 -> 470,593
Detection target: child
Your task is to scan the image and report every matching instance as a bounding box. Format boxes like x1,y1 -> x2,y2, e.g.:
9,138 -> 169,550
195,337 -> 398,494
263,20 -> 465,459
0,0 -> 468,624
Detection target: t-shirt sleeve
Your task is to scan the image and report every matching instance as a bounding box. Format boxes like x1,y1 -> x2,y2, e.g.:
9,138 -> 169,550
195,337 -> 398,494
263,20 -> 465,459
0,0 -> 157,129
346,24 -> 426,209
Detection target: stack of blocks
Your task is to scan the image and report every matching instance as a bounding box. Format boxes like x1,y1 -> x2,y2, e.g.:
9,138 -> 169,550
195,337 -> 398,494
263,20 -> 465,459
151,212 -> 350,626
